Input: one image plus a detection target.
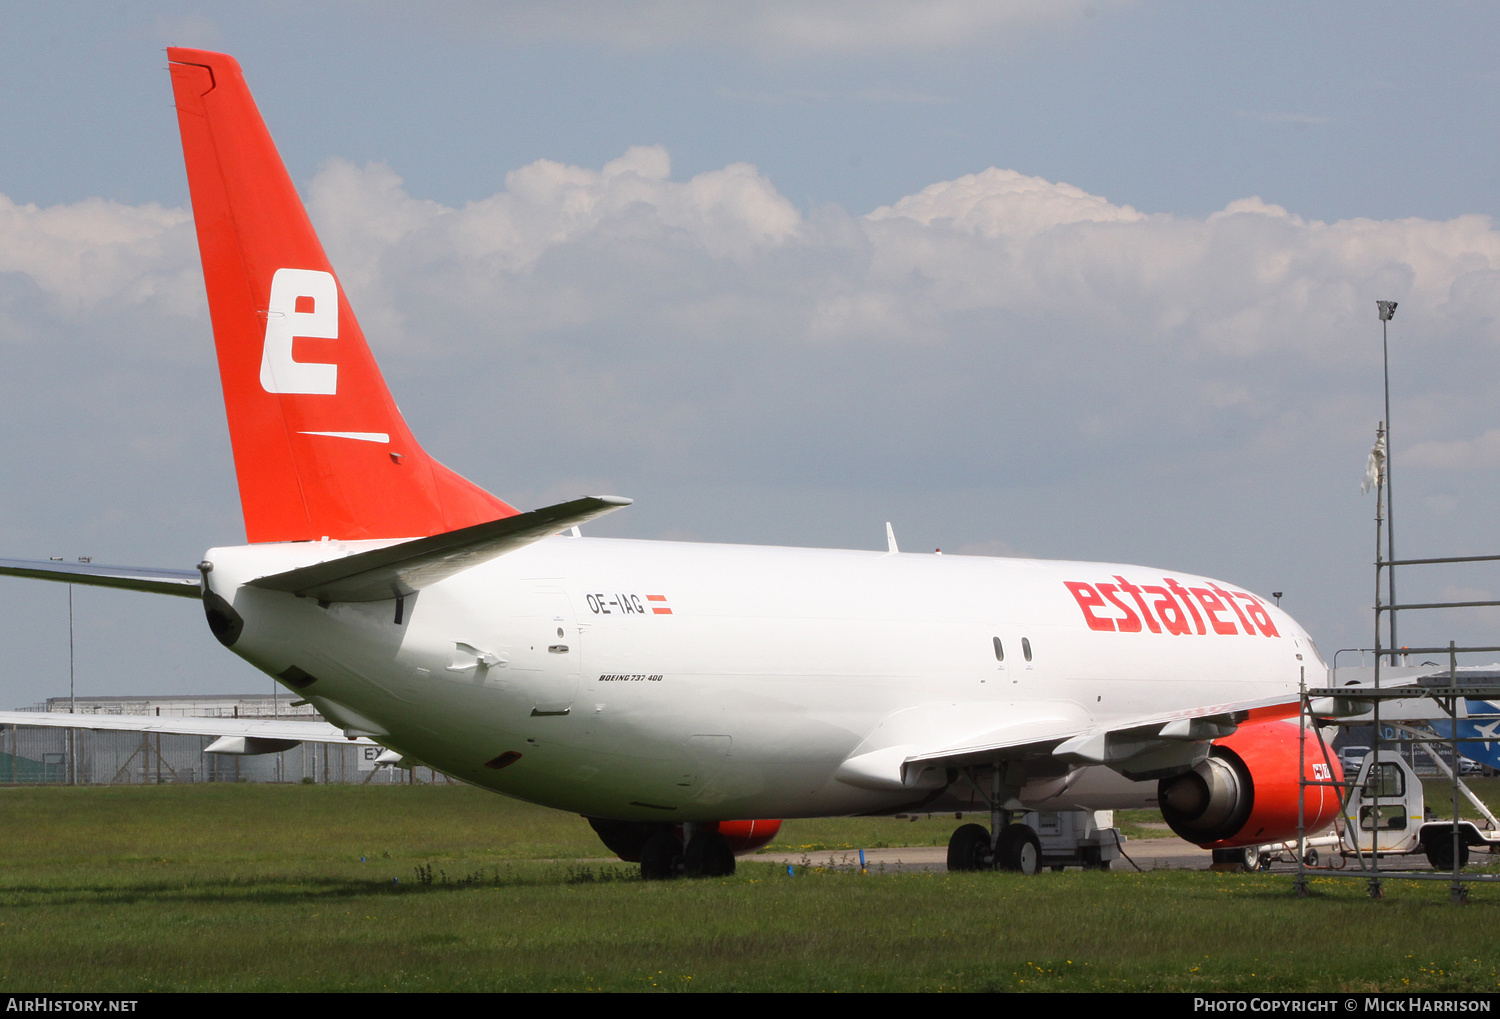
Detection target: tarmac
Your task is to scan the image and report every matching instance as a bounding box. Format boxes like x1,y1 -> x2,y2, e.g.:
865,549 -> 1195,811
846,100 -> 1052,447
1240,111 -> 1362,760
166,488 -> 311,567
752,837 -> 1496,875
754,831 -> 1213,873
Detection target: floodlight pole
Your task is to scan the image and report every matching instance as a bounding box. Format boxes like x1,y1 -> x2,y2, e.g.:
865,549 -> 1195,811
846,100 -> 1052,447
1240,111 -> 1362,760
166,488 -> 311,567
1378,300 -> 1398,656
68,582 -> 75,785
66,556 -> 92,785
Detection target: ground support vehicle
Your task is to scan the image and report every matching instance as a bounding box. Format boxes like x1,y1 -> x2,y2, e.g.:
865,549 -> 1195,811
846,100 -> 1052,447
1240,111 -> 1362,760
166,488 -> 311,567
945,809 -> 1123,873
1336,747 -> 1500,870
1245,743 -> 1500,871
1033,809 -> 1125,871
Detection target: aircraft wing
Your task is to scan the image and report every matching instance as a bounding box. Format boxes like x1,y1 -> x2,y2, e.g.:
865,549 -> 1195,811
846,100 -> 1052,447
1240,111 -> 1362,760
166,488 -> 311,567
0,559 -> 201,598
836,693 -> 1307,790
0,709 -> 375,747
247,495 -> 632,603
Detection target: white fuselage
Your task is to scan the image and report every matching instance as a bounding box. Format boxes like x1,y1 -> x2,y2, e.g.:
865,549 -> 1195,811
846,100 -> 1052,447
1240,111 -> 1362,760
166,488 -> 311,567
204,536 -> 1319,821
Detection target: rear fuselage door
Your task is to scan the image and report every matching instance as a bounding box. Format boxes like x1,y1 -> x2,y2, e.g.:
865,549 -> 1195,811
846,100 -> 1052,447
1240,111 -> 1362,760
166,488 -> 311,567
509,590 -> 580,716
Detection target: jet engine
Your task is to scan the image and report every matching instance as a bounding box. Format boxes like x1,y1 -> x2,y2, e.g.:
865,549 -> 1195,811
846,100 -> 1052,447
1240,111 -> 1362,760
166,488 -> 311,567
716,818 -> 782,854
587,817 -> 782,861
1157,719 -> 1343,848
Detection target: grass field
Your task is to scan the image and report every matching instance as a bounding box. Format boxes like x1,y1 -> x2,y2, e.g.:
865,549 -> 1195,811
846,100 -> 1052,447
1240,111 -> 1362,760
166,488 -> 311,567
1,783 -> 1498,992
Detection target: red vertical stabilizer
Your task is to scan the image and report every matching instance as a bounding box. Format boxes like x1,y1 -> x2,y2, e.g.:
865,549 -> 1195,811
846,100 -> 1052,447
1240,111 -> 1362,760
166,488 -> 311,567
168,48 -> 516,542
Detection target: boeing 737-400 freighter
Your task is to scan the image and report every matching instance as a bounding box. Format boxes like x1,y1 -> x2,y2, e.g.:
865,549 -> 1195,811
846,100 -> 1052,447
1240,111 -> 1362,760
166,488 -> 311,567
0,50 -> 1344,878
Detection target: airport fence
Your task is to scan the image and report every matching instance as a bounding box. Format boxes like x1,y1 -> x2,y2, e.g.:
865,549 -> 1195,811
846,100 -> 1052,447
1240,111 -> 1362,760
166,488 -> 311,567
0,724 -> 452,785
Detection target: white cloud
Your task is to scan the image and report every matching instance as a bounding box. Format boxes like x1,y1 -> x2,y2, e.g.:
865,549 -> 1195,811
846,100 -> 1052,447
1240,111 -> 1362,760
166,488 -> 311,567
717,87 -> 953,106
10,154 -> 1499,389
733,0 -> 1111,51
0,194 -> 197,316
7,151 -> 1500,501
1433,584 -> 1500,628
11,151 -> 1498,438
304,148 -> 804,347
151,13 -> 225,48
868,168 -> 1144,239
1236,111 -> 1331,126
311,146 -> 798,276
408,0 -> 1130,53
266,152 -> 1500,537
1424,493 -> 1460,515
1404,429 -> 1500,471
8,143 -> 1500,696
856,180 -> 1500,363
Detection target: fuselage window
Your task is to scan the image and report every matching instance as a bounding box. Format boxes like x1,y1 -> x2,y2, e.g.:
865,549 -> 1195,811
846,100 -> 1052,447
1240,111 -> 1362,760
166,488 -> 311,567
1022,637 -> 1033,662
993,637 -> 1004,662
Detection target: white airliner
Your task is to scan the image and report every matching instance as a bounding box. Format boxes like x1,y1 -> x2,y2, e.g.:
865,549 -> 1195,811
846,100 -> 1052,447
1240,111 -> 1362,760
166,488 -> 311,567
0,49 -> 1344,878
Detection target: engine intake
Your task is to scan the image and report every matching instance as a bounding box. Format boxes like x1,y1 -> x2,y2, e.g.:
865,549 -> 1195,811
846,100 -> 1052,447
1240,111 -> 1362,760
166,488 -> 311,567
1157,719 -> 1343,848
1159,752 -> 1254,843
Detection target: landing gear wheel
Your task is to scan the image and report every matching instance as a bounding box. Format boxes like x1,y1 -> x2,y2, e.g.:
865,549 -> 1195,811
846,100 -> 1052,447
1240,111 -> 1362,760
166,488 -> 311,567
1426,837 -> 1470,871
684,831 -> 736,877
1229,846 -> 1269,871
1301,848 -> 1318,869
640,831 -> 684,880
946,823 -> 993,872
585,817 -> 660,862
995,824 -> 1042,875
1212,847 -> 1251,869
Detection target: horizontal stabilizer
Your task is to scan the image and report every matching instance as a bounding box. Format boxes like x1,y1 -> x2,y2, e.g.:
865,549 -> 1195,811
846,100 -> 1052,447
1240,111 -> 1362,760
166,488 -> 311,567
0,559 -> 201,599
248,495 -> 632,602
0,709 -> 373,745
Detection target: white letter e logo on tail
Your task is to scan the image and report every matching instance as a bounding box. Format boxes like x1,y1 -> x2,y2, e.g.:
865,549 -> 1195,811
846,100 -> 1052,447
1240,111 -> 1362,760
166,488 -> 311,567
261,268 -> 338,395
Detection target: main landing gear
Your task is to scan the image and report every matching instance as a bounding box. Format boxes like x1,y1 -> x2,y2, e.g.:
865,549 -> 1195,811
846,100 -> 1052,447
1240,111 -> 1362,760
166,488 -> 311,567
639,825 -> 736,881
587,817 -> 779,880
946,818 -> 1043,875
946,766 -> 1044,875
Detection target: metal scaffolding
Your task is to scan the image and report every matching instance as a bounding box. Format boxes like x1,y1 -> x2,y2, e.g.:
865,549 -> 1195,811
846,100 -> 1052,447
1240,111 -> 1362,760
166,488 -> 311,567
1287,301 -> 1500,901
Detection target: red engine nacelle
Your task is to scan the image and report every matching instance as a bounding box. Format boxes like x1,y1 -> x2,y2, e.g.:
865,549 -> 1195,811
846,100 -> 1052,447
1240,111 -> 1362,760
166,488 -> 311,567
1157,719 -> 1343,849
586,816 -> 782,861
714,818 -> 782,855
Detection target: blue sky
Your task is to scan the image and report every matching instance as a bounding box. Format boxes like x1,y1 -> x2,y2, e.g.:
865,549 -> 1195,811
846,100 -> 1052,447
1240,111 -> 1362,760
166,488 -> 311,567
1,1 -> 1498,704
5,2 -> 1497,219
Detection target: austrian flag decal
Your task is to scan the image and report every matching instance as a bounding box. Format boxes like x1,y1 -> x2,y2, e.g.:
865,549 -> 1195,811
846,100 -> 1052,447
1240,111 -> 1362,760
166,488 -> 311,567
1063,577 -> 1279,637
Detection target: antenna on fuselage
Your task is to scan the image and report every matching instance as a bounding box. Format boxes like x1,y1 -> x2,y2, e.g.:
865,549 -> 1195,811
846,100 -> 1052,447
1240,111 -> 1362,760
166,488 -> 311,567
885,522 -> 899,554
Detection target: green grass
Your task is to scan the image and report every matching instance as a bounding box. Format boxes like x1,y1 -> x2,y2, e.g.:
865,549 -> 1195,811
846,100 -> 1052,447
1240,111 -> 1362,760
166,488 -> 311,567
1,784 -> 1498,991
1422,776 -> 1500,820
